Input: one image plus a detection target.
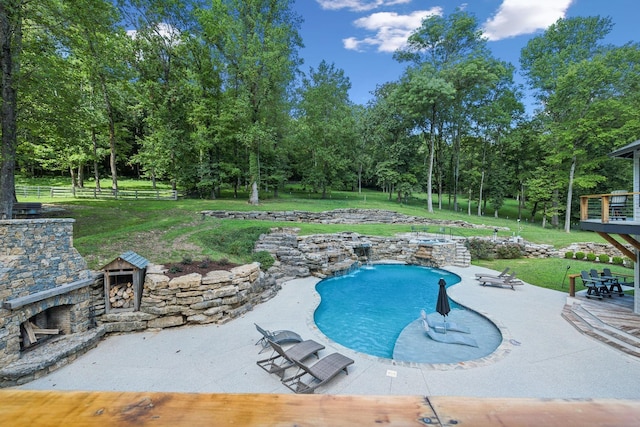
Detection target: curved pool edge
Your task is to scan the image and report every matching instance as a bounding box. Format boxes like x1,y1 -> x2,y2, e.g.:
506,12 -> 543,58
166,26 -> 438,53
306,266 -> 516,371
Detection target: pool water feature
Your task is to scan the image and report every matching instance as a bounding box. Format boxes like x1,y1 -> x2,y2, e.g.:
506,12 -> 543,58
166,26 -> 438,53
314,264 -> 502,363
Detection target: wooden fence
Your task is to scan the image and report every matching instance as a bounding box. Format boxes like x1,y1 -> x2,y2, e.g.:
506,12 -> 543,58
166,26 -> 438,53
15,186 -> 178,201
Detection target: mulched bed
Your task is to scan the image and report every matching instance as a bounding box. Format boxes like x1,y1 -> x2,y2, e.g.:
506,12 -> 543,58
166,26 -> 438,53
165,259 -> 240,279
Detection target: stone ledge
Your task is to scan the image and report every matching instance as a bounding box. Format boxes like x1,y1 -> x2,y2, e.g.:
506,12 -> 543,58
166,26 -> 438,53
3,277 -> 94,309
0,327 -> 105,387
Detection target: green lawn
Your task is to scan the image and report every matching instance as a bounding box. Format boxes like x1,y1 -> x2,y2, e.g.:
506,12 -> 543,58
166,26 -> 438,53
14,178 -> 630,295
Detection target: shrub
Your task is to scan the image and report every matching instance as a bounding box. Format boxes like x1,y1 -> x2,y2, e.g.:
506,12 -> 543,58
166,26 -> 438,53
575,251 -> 585,260
181,255 -> 193,265
564,251 -> 574,259
465,238 -> 495,260
496,243 -> 523,259
169,265 -> 183,274
624,258 -> 635,269
598,254 -> 609,264
612,256 -> 624,265
252,251 -> 275,271
586,253 -> 597,262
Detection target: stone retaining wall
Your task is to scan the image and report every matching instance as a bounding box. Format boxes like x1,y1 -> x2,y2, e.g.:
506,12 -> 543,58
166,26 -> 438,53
256,228 -> 467,280
202,208 -> 505,230
560,242 -> 634,261
98,263 -> 279,333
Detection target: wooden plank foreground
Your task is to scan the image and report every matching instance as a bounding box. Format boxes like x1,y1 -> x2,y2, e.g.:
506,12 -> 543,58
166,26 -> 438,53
1,390 -> 639,426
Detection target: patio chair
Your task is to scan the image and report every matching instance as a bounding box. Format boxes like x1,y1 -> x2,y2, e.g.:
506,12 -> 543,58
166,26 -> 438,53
257,339 -> 325,378
477,272 -> 523,290
255,323 -> 303,353
580,270 -> 608,299
281,352 -> 354,394
421,320 -> 478,347
589,270 -> 613,298
602,268 -> 625,296
474,267 -> 510,281
420,309 -> 470,334
609,190 -> 627,220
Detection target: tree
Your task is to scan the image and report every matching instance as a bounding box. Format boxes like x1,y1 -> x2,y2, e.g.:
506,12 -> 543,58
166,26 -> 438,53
294,60 -> 355,198
394,10 -> 508,213
199,0 -> 302,205
521,16 -> 640,232
0,0 -> 23,218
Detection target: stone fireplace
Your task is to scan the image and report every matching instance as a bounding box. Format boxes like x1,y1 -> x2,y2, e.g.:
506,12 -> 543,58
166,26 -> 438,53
0,219 -> 103,385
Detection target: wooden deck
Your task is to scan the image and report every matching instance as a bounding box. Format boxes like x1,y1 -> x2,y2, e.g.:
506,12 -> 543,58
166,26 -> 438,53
562,291 -> 640,360
1,390 -> 640,426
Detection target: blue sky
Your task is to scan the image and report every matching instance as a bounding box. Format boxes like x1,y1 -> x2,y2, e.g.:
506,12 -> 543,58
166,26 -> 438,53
294,0 -> 639,108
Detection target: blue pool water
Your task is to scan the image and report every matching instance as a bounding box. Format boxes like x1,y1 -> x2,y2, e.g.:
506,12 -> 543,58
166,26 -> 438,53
314,264 -> 502,362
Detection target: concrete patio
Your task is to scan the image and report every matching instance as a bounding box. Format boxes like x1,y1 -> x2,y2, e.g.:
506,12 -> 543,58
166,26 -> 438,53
14,265 -> 640,399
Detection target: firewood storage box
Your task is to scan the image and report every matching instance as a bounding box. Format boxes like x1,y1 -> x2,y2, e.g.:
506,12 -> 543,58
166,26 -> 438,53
101,251 -> 148,313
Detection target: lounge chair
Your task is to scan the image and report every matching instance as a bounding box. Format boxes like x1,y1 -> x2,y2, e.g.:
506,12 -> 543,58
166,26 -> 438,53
601,268 -> 625,296
255,323 -> 303,352
421,320 -> 478,347
475,267 -> 510,280
281,352 -> 354,394
257,339 -> 325,378
477,272 -> 523,290
580,270 -> 610,299
420,309 -> 470,334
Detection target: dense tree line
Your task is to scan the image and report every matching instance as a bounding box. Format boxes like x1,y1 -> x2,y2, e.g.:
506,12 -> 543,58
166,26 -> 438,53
1,2 -> 639,231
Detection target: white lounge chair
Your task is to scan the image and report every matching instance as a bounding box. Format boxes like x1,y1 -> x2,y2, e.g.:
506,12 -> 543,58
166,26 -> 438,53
420,309 -> 470,334
421,320 -> 478,347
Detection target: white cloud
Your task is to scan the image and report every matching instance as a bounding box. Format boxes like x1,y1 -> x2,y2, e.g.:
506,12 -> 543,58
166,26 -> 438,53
482,0 -> 574,41
316,0 -> 412,12
344,8 -> 442,52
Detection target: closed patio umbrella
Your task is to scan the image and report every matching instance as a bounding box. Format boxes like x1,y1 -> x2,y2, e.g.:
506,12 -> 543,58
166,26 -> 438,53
436,278 -> 451,333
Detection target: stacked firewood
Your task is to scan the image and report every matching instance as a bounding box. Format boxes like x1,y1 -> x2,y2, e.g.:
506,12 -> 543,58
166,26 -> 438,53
109,282 -> 134,309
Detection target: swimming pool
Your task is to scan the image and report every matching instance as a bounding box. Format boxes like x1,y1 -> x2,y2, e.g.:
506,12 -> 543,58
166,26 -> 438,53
314,264 -> 502,363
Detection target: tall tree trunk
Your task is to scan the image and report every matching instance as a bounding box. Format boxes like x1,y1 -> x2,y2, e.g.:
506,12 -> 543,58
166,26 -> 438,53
70,167 -> 77,188
477,169 -> 485,216
77,164 -> 84,188
426,117 -> 436,213
0,2 -> 20,219
91,127 -> 101,192
552,189 -> 559,228
249,149 -> 259,205
564,155 -> 577,233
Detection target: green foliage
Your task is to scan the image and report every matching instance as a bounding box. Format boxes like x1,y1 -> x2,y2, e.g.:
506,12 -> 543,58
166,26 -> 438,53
465,238 -> 495,261
496,244 -> 523,259
575,251 -> 585,260
586,253 -> 597,262
564,251 -> 574,259
612,256 -> 624,265
169,265 -> 183,274
181,256 -> 193,265
598,254 -> 609,263
252,251 -> 275,271
197,226 -> 271,260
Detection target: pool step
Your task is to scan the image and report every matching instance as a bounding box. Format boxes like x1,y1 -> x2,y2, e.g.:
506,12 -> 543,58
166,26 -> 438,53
562,302 -> 640,360
453,241 -> 471,267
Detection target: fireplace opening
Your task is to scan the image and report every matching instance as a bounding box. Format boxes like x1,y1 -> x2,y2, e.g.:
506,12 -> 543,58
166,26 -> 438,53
20,305 -> 71,351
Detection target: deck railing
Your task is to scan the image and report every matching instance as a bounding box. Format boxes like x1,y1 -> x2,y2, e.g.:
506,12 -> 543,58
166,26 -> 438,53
580,191 -> 638,223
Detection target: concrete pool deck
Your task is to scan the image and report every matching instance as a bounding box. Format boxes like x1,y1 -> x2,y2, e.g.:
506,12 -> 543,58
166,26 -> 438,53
14,265 -> 640,399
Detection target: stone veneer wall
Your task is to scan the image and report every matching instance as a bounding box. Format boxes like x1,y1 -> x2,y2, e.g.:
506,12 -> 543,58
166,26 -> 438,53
0,219 -> 94,368
97,263 -> 278,332
0,219 -> 91,298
